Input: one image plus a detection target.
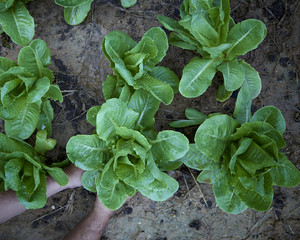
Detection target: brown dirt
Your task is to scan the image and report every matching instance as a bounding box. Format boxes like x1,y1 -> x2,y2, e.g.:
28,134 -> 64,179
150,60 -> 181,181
0,0 -> 299,239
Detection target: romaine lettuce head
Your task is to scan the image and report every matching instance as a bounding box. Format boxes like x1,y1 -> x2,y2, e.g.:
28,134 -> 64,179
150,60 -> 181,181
0,132 -> 68,209
179,106 -> 300,214
101,28 -> 179,105
67,98 -> 189,210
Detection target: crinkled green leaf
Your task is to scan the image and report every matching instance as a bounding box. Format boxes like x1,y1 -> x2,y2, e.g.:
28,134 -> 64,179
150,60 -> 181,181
178,14 -> 205,44
233,173 -> 273,212
0,1 -> 34,46
102,75 -> 119,100
82,170 -> 98,192
115,127 -> 150,150
34,130 -> 56,154
157,159 -> 183,172
250,106 -> 286,135
64,0 -> 92,25
27,77 -> 50,103
233,83 -> 252,124
98,158 -> 135,210
116,158 -> 154,189
240,60 -> 261,99
169,119 -> 203,128
43,84 -> 63,102
43,166 -> 68,186
180,144 -> 212,171
0,57 -> 17,74
86,105 -> 101,127
229,138 -> 252,173
203,43 -> 232,58
150,66 -> 179,93
118,84 -> 132,103
270,153 -> 300,188
0,95 -> 25,120
96,98 -> 139,141
18,45 -> 53,80
0,133 -> 35,156
66,134 -> 110,170
128,89 -> 160,130
231,121 -> 286,148
17,171 -> 47,209
179,57 -> 217,98
37,100 -> 54,136
0,0 -> 14,12
151,130 -> 189,164
195,114 -> 239,161
29,39 -> 51,67
213,172 -> 248,214
185,108 -> 207,121
103,31 -> 136,85
142,27 -> 168,66
168,32 -> 198,51
218,0 -> 231,43
126,37 -> 157,61
48,158 -> 71,168
0,66 -> 36,91
136,75 -> 174,105
190,11 -> 220,46
138,155 -> 179,201
217,59 -> 245,91
4,158 -> 24,191
238,141 -> 277,176
0,78 -> 22,107
2,151 -> 41,169
157,15 -> 197,44
225,19 -> 267,60
5,101 -> 41,140
216,83 -> 232,102
197,166 -> 222,184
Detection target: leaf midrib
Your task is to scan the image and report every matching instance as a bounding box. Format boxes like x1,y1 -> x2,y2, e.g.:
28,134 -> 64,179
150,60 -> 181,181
226,25 -> 257,56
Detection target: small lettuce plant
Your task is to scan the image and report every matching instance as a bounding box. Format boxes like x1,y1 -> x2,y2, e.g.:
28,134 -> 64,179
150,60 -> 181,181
66,98 -> 189,210
171,106 -> 300,214
101,27 -> 179,109
157,0 -> 266,107
0,0 -> 35,46
54,0 -> 138,25
0,130 -> 69,209
0,39 -> 63,140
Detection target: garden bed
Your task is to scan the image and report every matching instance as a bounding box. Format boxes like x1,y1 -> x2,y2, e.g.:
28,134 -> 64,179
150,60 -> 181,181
0,0 -> 299,239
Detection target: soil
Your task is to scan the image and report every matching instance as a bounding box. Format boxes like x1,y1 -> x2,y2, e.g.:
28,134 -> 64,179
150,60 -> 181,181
0,0 -> 299,239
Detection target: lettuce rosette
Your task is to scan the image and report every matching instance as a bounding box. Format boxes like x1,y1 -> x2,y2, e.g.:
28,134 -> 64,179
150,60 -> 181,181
0,39 -> 63,140
157,0 -> 266,112
101,27 -> 179,107
172,106 -> 300,214
66,98 -> 189,210
0,131 -> 69,209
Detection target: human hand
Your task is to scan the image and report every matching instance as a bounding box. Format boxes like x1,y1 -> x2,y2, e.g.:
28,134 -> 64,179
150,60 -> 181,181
93,195 -> 133,217
93,197 -> 114,217
64,164 -> 84,189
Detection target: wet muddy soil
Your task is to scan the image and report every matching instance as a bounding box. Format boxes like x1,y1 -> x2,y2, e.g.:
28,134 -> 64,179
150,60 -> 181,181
0,0 -> 299,239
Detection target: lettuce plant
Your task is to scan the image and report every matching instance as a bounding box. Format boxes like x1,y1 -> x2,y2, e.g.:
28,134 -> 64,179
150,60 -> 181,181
0,130 -> 69,209
0,39 -> 63,140
157,0 -> 266,107
171,106 -> 300,214
101,27 -> 179,111
0,0 -> 34,46
101,27 -> 179,132
54,0 -> 138,25
66,98 -> 189,210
